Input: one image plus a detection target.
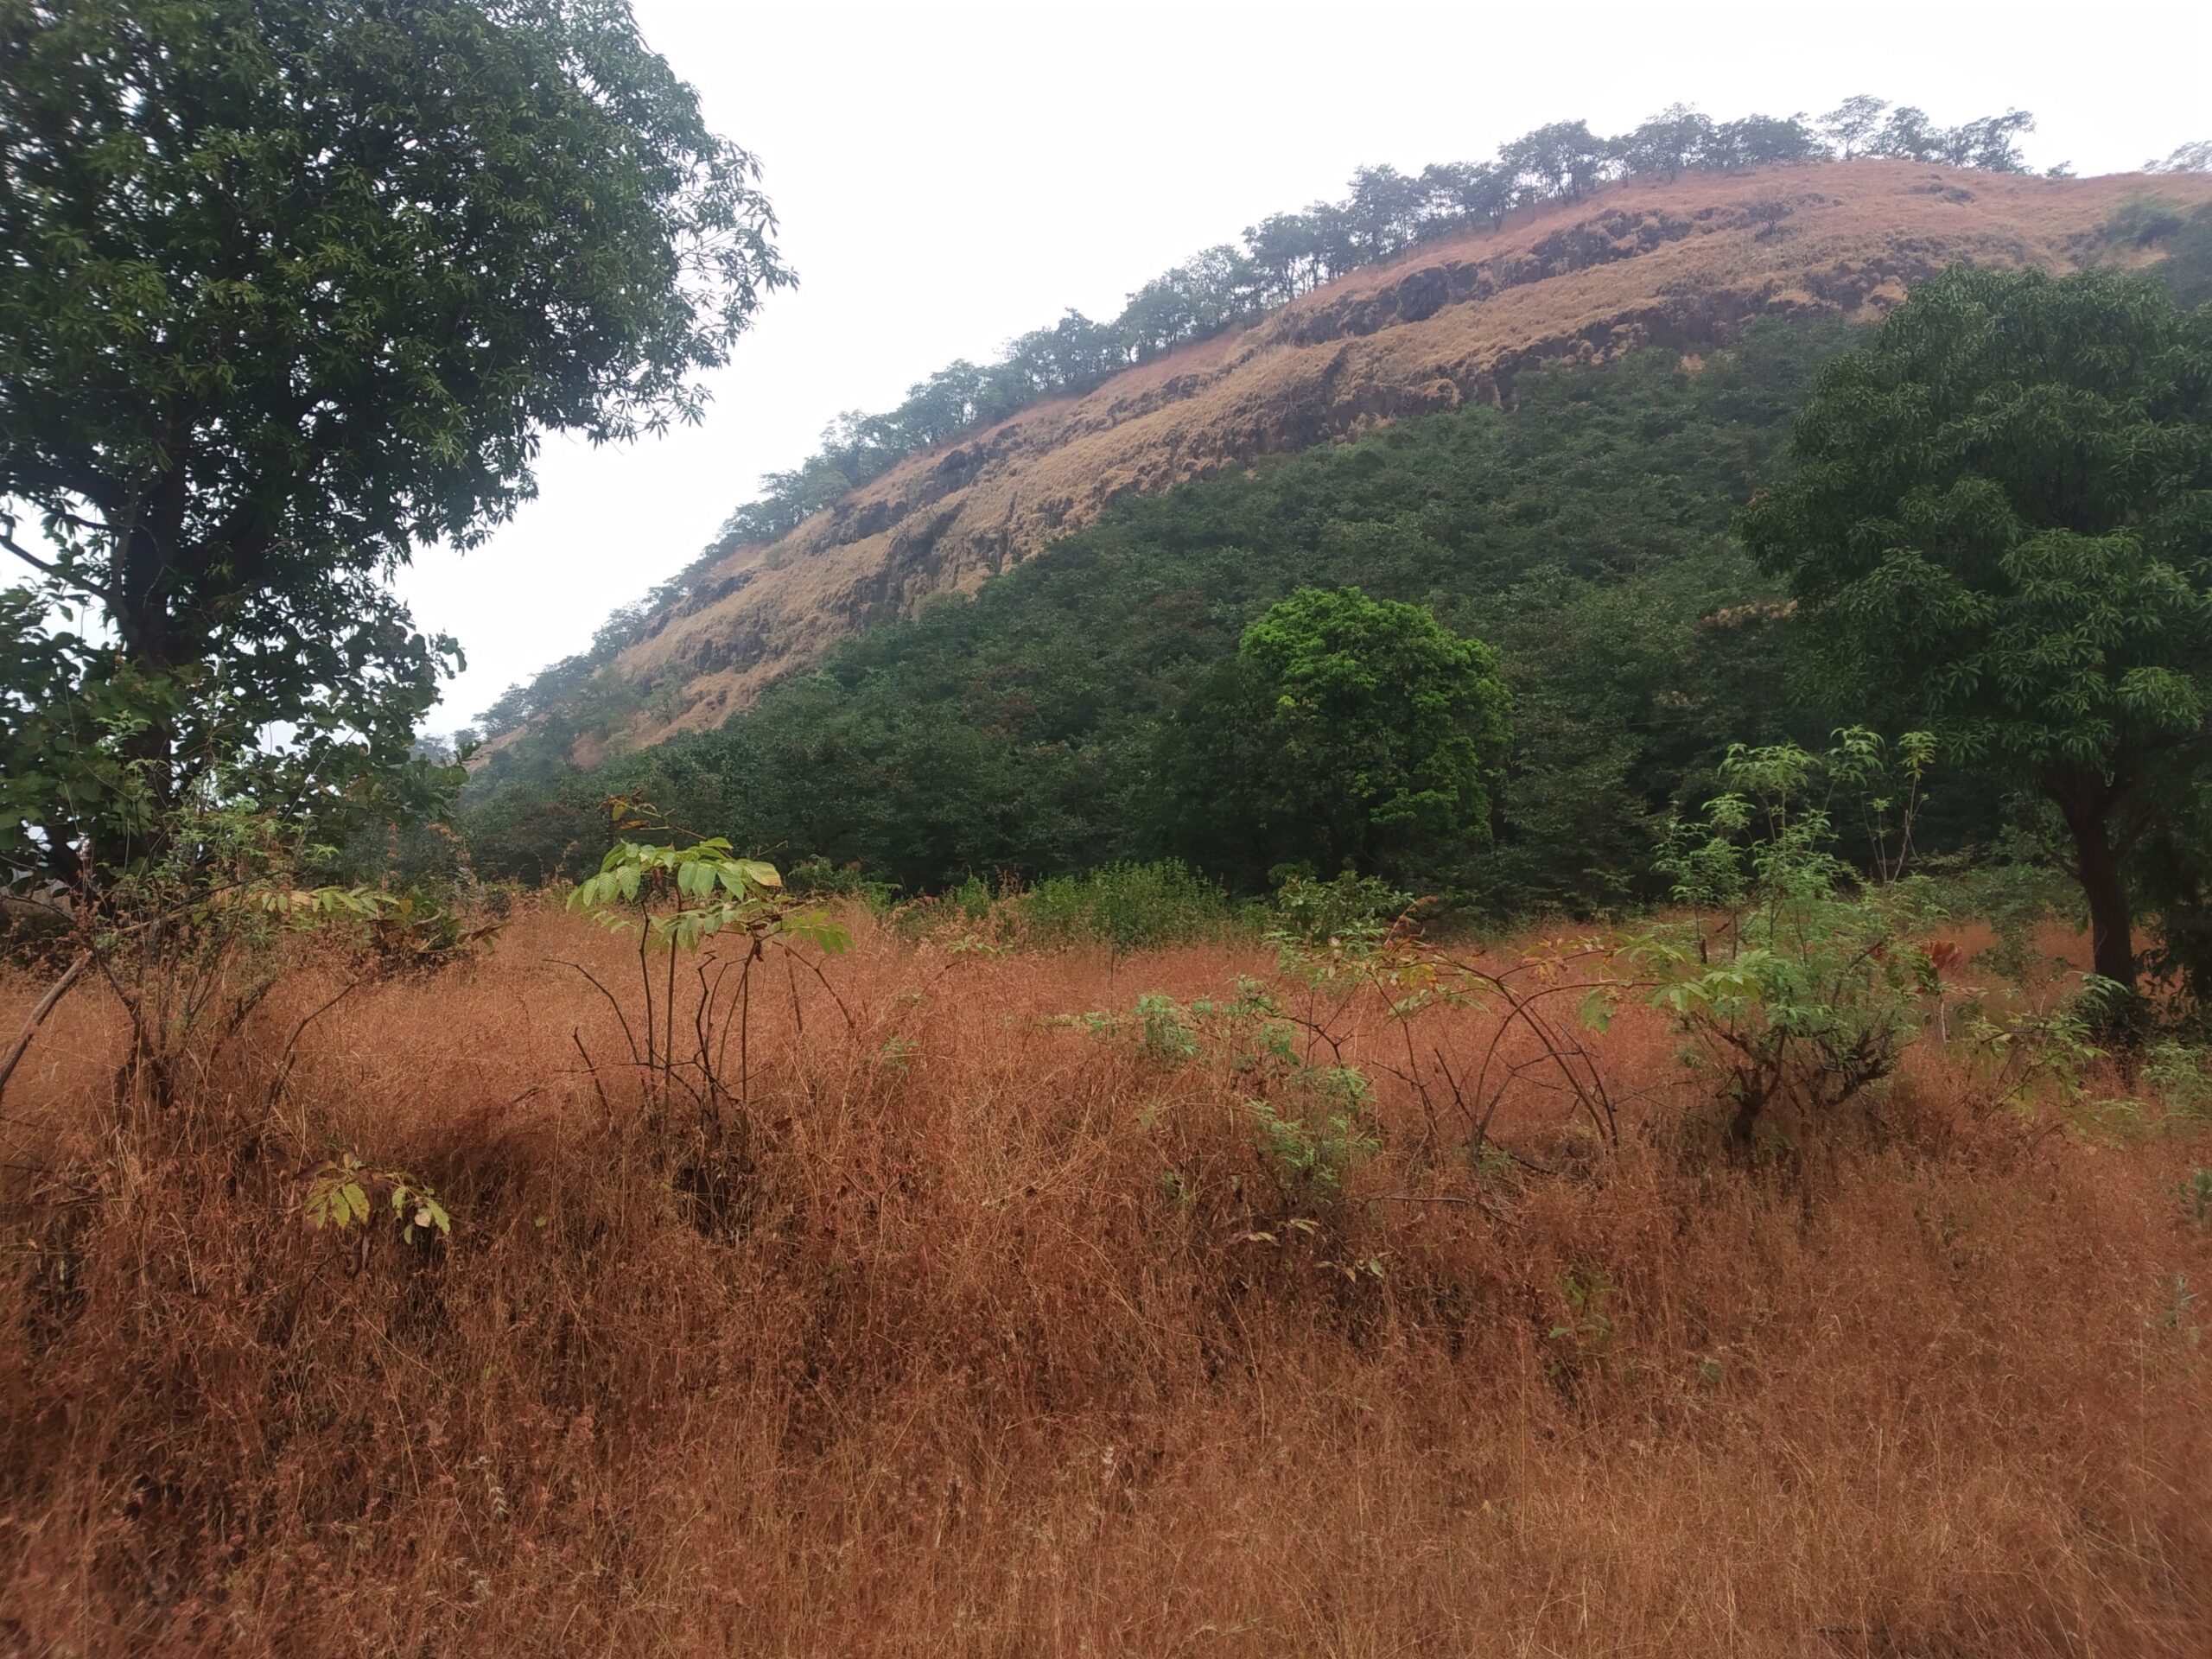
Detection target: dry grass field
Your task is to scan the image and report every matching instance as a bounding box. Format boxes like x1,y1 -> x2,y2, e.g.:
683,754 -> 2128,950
3,906 -> 2209,1656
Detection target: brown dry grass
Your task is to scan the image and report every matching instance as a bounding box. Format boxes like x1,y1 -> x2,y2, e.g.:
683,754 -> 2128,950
3,907 -> 2210,1656
570,162 -> 2212,752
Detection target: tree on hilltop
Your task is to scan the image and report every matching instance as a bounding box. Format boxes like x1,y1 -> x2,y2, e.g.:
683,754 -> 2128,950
1622,105 -> 1717,181
2146,141 -> 2212,175
1820,95 -> 1891,161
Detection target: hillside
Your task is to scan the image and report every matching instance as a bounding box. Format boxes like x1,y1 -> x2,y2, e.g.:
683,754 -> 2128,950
545,162 -> 2212,753
464,329 -> 1838,897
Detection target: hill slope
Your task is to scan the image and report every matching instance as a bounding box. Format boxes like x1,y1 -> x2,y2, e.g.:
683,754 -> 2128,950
543,162 -> 2212,752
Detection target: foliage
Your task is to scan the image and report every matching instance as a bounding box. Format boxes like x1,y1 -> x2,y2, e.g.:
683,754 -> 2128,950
880,862 -> 1232,956
784,854 -> 899,914
1243,1070 -> 1381,1207
1629,731 -> 1944,1146
0,0 -> 789,886
2143,1042 -> 2212,1120
486,93 -> 2048,732
303,1154 -> 452,1247
1545,1266 -> 1619,1378
1091,978 -> 1379,1216
1020,860 -> 1231,952
562,798 -> 848,1133
0,786 -> 407,1110
1738,266 -> 2212,1001
1161,588 -> 1510,887
671,100 -> 2024,575
1265,870 -> 1415,956
358,890 -> 507,976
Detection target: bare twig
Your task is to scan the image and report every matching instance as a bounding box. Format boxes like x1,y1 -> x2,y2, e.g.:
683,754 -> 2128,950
571,1028 -> 613,1122
549,958 -> 641,1068
788,948 -> 857,1034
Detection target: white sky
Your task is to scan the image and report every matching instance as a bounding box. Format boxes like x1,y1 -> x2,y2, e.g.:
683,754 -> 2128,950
396,0 -> 2212,730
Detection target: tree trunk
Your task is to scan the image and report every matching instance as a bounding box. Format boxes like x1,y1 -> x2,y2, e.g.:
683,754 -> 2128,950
2060,796 -> 2137,993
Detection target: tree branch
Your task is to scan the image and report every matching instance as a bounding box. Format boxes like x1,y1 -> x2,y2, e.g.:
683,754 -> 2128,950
0,953 -> 91,1104
0,526 -> 121,616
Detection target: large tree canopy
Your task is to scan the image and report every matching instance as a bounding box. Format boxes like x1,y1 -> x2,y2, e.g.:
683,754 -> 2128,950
1158,587 -> 1511,888
1738,265 -> 2212,993
0,0 -> 790,881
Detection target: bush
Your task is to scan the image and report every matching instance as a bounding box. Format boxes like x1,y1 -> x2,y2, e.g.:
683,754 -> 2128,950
1264,869 -> 1414,955
1020,860 -> 1233,951
1631,731 -> 1942,1149
1086,978 -> 1378,1224
784,854 -> 899,914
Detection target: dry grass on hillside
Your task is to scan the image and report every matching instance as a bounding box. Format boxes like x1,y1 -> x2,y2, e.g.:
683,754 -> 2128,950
3,907 -> 2211,1655
588,162 -> 2212,747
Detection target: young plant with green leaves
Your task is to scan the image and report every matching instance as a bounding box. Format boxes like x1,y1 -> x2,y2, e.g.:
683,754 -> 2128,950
564,799 -> 849,1134
303,1153 -> 453,1248
1088,978 -> 1380,1227
1630,729 -> 1943,1147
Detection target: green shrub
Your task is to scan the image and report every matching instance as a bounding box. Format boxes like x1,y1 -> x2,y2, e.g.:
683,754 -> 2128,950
1264,869 -> 1414,957
1630,730 -> 1942,1147
1019,860 -> 1231,951
784,854 -> 899,914
1086,979 -> 1376,1216
1244,1067 -> 1379,1207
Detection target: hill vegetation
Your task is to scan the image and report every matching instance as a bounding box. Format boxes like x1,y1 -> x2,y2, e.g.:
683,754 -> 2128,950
462,323 -> 1839,906
486,164 -> 2212,752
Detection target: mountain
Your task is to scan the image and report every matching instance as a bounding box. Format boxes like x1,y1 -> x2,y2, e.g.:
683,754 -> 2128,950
511,161 -> 2209,759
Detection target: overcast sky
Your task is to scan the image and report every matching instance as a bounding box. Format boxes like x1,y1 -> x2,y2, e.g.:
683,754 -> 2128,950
396,0 -> 2212,730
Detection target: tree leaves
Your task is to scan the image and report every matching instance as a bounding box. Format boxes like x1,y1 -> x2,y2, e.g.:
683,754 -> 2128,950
304,1154 -> 452,1244
565,817 -> 848,959
2,0 -> 789,885
1740,265 -> 2212,993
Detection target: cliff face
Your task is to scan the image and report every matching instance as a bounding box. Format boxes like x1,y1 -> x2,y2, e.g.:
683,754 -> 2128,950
561,162 -> 2212,751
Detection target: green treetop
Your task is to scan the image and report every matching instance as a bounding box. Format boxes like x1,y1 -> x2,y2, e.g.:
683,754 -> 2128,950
1160,586 -> 1510,887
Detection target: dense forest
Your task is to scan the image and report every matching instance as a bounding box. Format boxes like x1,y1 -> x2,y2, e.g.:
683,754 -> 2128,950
475,94 -> 2063,738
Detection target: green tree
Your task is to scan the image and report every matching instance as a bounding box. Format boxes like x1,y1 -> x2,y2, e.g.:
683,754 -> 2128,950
1163,587 -> 1510,886
1818,95 -> 1889,160
1738,266 -> 2212,995
0,0 -> 790,887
